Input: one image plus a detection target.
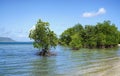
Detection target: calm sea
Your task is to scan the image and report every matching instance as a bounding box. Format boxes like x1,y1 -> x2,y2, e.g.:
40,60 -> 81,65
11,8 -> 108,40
0,42 -> 120,76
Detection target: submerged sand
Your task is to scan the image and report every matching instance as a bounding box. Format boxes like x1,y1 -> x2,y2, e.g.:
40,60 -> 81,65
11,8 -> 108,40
67,57 -> 120,76
86,60 -> 120,76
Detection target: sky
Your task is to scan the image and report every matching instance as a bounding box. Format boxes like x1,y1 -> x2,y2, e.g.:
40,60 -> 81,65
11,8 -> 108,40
0,0 -> 120,41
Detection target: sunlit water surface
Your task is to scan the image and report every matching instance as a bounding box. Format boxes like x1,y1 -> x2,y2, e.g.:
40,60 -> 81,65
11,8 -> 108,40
0,43 -> 120,76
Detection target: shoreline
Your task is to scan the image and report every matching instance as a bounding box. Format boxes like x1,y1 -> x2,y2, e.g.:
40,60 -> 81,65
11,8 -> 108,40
70,57 -> 120,76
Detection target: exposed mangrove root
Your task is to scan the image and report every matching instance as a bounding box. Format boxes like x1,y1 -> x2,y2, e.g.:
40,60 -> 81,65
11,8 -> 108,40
37,49 -> 56,56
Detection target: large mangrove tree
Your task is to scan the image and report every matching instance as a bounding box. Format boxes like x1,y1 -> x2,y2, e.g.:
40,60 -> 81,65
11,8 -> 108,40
29,19 -> 58,56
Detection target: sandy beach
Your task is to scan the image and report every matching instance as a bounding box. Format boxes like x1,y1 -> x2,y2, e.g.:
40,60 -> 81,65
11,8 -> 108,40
87,60 -> 120,76
67,56 -> 120,76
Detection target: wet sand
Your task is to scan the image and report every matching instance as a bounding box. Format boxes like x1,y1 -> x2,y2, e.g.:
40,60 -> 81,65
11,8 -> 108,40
86,59 -> 120,76
68,57 -> 120,76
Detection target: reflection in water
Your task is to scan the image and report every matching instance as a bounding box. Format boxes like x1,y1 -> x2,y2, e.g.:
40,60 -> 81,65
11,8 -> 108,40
31,57 -> 57,76
0,45 -> 120,76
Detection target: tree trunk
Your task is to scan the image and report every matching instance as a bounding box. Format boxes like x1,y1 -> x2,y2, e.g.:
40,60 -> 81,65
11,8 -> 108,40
38,49 -> 48,56
38,48 -> 56,56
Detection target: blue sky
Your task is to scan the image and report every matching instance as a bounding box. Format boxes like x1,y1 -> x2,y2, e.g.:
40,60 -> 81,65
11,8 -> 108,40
0,0 -> 120,41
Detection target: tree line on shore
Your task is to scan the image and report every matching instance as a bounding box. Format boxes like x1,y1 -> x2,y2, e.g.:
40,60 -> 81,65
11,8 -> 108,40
59,20 -> 120,50
29,19 -> 120,56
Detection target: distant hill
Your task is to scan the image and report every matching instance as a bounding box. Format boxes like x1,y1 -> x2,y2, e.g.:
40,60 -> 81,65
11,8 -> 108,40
0,37 -> 15,42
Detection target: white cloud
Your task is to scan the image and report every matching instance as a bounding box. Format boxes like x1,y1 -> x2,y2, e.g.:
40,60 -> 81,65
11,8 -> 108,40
82,8 -> 106,18
97,8 -> 106,14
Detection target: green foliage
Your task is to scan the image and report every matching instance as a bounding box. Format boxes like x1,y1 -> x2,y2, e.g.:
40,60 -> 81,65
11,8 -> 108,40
118,31 -> 120,43
84,25 -> 97,48
59,28 -> 72,46
60,20 -> 119,49
60,23 -> 83,49
96,33 -> 106,47
69,33 -> 82,50
29,19 -> 58,51
95,21 -> 119,47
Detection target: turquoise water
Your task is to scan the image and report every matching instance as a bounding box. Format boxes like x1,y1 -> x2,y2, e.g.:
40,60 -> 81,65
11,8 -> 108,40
0,43 -> 120,76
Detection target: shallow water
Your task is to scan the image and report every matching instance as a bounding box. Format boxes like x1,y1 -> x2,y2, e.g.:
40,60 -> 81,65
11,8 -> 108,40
0,43 -> 120,76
